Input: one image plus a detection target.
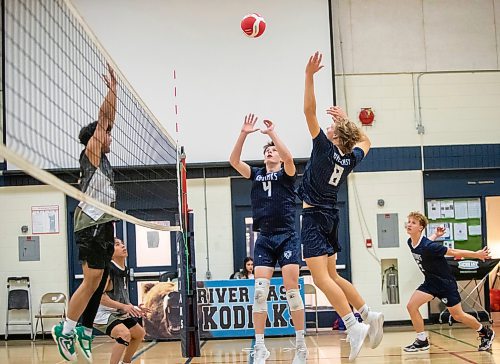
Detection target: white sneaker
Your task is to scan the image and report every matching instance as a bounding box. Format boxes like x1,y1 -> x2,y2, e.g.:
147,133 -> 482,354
251,344 -> 270,364
292,344 -> 308,364
367,311 -> 384,349
347,322 -> 369,362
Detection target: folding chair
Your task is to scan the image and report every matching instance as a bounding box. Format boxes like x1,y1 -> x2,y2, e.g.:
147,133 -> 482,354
34,292 -> 67,340
304,283 -> 319,333
5,276 -> 33,340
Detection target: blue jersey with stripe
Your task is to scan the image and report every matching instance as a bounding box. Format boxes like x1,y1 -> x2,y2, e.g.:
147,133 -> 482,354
297,130 -> 365,209
408,236 -> 455,284
250,166 -> 296,232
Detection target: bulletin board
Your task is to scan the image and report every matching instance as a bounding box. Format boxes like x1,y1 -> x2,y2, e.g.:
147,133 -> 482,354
425,198 -> 482,251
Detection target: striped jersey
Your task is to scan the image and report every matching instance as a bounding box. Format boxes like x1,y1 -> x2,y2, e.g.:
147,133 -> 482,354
74,151 -> 117,231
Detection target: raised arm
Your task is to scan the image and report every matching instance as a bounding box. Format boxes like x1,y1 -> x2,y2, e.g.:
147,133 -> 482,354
326,106 -> 371,156
428,226 -> 446,241
261,120 -> 295,176
356,129 -> 372,157
304,52 -> 324,139
86,63 -> 117,166
429,226 -> 491,261
229,113 -> 259,179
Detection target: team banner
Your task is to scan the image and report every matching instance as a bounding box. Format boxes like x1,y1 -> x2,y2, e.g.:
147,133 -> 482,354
197,277 -> 305,338
140,277 -> 305,339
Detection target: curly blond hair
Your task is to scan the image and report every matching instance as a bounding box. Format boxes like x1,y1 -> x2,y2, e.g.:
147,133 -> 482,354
334,118 -> 362,153
407,211 -> 428,229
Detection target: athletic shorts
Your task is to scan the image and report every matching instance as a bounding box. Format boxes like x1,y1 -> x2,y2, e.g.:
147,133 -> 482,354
75,222 -> 114,269
253,231 -> 301,268
301,207 -> 340,259
94,312 -> 141,336
417,280 -> 461,307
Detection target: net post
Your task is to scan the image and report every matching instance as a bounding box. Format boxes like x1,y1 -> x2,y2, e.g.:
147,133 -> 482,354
177,147 -> 200,358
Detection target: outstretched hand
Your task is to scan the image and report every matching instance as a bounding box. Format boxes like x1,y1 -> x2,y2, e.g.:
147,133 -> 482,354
434,226 -> 447,238
260,119 -> 275,135
306,51 -> 324,75
326,106 -> 348,122
241,113 -> 260,134
102,62 -> 117,89
476,247 -> 492,262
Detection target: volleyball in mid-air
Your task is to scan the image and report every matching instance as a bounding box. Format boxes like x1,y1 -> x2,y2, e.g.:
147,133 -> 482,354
241,13 -> 266,38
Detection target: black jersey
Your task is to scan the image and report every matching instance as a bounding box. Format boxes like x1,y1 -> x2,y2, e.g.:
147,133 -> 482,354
408,235 -> 455,284
250,166 -> 296,232
107,261 -> 131,308
297,129 -> 364,209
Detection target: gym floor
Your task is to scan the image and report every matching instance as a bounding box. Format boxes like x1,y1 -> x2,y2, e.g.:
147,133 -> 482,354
1,324 -> 498,363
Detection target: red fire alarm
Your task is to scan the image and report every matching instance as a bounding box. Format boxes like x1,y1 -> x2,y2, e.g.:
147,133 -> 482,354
365,238 -> 373,248
359,108 -> 375,126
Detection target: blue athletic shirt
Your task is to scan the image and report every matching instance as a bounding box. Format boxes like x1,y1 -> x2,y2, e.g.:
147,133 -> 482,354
250,166 -> 296,233
408,235 -> 455,284
297,129 -> 365,209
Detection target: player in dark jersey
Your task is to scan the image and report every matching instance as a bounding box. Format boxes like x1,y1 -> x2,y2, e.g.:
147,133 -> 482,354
230,114 -> 306,364
94,238 -> 149,364
53,63 -> 118,363
298,51 -> 383,361
405,211 -> 494,352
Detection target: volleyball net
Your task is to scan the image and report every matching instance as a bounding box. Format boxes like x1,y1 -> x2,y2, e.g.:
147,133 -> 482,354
1,0 -> 181,231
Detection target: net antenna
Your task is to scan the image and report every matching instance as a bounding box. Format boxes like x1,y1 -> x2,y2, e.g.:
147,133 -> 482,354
1,0 -> 180,232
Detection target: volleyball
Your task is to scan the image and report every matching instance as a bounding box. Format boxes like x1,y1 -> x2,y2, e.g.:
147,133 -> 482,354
241,13 -> 266,38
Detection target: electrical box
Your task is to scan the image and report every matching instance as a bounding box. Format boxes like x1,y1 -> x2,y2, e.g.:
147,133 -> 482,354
377,213 -> 399,248
18,236 -> 40,261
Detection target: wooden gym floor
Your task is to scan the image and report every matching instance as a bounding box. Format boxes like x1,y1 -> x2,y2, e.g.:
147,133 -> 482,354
1,325 -> 499,363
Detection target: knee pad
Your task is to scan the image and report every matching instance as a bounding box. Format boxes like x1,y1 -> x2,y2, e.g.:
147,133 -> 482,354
115,336 -> 130,346
286,288 -> 304,311
253,278 -> 270,313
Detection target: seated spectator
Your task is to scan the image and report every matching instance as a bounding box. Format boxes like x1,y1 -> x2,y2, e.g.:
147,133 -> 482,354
94,238 -> 150,364
230,257 -> 254,279
242,257 -> 254,279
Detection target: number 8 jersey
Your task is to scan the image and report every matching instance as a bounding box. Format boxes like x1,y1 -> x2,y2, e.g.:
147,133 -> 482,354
250,166 -> 297,233
298,129 -> 365,209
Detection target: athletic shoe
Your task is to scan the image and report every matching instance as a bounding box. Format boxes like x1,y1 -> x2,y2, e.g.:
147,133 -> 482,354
51,322 -> 77,362
478,326 -> 495,351
367,311 -> 384,349
292,343 -> 308,364
404,338 -> 430,352
251,344 -> 270,364
75,326 -> 93,362
347,322 -> 369,361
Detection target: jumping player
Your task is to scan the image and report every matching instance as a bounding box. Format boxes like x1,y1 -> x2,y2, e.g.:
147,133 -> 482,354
404,211 -> 495,352
298,51 -> 384,361
230,114 -> 307,364
52,63 -> 118,363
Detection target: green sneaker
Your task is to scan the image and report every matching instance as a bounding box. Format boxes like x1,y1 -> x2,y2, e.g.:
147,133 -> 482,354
75,326 -> 94,362
51,322 -> 77,362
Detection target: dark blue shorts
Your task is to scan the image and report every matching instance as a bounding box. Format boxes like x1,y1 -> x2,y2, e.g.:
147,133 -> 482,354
253,231 -> 301,268
417,280 -> 461,307
301,207 -> 340,259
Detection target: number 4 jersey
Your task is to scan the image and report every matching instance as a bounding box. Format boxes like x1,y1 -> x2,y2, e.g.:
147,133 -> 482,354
298,129 -> 365,209
250,166 -> 297,233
